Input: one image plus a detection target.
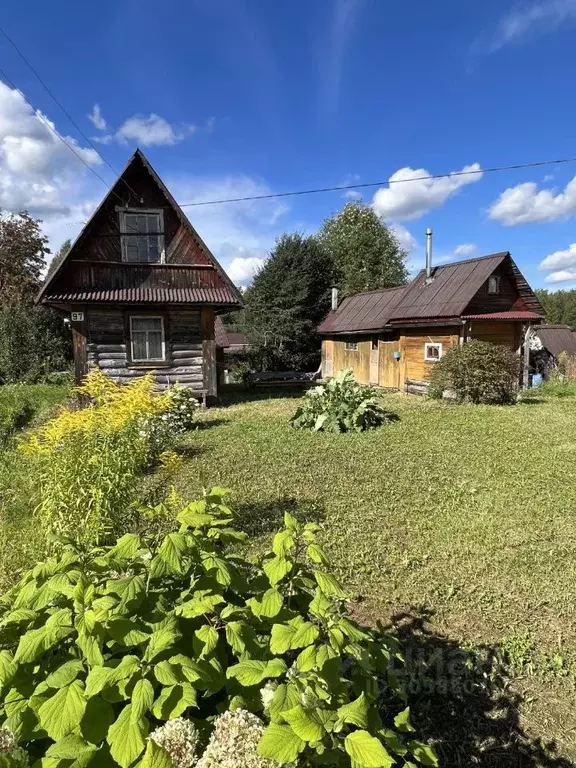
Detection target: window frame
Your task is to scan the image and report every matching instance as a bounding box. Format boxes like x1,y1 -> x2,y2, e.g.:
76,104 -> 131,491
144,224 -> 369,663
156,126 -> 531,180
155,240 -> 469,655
424,342 -> 443,362
129,315 -> 166,364
487,275 -> 500,295
119,208 -> 166,264
344,341 -> 359,352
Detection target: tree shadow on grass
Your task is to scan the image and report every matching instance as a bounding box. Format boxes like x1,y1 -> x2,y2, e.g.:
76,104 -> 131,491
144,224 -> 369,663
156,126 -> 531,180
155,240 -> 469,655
382,609 -> 573,768
234,497 -> 326,538
193,417 -> 230,430
216,384 -> 307,408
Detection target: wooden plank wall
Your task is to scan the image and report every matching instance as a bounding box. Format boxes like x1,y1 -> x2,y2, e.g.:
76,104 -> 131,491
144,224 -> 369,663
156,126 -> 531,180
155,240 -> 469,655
400,327 -> 459,386
330,339 -> 372,384
469,321 -> 520,349
86,307 -> 206,392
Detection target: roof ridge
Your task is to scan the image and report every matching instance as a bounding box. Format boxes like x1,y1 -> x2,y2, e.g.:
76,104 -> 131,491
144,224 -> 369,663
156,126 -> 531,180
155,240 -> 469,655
413,251 -> 509,275
338,283 -> 408,302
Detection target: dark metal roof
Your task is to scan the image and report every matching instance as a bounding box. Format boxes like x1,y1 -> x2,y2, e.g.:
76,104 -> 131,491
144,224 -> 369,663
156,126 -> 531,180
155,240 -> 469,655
534,325 -> 576,358
317,286 -> 406,334
318,252 -> 543,335
44,287 -> 239,305
390,253 -> 508,320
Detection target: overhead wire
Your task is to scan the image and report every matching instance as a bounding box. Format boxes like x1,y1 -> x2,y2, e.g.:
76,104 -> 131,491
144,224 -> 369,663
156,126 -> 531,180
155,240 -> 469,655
0,24 -> 140,204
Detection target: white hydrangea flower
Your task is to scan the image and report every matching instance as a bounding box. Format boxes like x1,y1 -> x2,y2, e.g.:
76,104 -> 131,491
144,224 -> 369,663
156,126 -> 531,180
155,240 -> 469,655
260,681 -> 276,711
197,709 -> 276,768
150,718 -> 200,768
0,727 -> 29,766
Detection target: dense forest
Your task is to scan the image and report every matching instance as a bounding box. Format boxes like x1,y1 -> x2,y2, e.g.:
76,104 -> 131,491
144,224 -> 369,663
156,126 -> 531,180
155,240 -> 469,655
535,289 -> 576,329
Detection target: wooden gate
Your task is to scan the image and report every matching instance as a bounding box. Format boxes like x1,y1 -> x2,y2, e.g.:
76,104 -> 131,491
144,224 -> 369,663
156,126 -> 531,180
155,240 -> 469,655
378,340 -> 400,389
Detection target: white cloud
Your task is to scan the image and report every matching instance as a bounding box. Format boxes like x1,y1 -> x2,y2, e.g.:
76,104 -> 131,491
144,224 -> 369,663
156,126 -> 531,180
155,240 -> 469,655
227,254 -> 266,285
88,104 -> 107,131
372,163 -> 483,221
540,242 -> 576,271
545,269 -> 576,283
0,81 -> 101,220
95,113 -> 196,147
390,222 -> 417,253
454,243 -> 477,256
488,176 -> 576,225
479,0 -> 576,53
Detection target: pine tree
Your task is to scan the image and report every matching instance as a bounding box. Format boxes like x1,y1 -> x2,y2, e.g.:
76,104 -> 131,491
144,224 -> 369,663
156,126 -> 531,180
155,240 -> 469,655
317,202 -> 408,296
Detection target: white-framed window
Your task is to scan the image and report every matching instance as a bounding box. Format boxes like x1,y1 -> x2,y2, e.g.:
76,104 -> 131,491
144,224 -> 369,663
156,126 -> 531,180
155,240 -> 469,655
424,343 -> 443,361
487,275 -> 500,294
345,341 -> 359,352
130,316 -> 166,362
120,209 -> 165,263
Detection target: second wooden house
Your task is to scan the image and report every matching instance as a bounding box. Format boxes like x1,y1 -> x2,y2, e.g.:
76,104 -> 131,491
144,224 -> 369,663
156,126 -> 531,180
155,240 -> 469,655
318,248 -> 544,393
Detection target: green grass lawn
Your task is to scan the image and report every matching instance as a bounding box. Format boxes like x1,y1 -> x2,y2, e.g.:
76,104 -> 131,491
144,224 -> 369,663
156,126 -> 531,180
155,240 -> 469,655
172,387 -> 576,766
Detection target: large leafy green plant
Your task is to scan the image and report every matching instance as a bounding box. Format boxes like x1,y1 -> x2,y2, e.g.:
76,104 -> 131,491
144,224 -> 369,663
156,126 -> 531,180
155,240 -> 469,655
0,489 -> 435,767
290,369 -> 392,433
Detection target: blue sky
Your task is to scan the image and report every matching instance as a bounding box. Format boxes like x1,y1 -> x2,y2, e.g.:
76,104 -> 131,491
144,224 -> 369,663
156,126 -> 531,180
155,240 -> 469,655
1,0 -> 576,288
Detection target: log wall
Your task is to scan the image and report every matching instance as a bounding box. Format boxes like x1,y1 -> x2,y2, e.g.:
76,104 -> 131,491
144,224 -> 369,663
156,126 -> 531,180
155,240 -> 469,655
86,307 -> 206,393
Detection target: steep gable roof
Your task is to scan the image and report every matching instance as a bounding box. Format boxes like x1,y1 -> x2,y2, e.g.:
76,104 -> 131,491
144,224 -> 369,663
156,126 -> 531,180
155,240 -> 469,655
318,252 -> 543,335
37,149 -> 243,307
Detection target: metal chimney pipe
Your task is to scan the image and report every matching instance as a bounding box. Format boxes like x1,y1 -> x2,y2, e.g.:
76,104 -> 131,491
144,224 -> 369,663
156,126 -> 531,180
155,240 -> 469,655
331,287 -> 339,311
425,228 -> 433,280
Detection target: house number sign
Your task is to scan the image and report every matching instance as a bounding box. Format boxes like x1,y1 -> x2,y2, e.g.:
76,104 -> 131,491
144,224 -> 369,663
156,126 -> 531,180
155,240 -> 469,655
71,312 -> 84,322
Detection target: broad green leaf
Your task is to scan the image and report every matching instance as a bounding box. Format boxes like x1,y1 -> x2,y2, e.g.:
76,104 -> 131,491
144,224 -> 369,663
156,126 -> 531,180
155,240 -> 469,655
257,723 -> 305,763
176,593 -> 224,618
345,730 -> 394,768
109,533 -> 141,560
268,683 -> 300,722
196,625 -> 219,657
296,645 -> 317,672
107,704 -> 148,768
154,660 -> 189,686
0,651 -> 16,695
225,622 -> 246,654
0,608 -> 37,626
152,683 -> 197,719
13,626 -> 48,664
316,643 -> 338,669
145,616 -> 181,662
177,501 -> 214,529
201,554 -> 233,586
76,632 -> 104,666
141,738 -> 173,768
408,740 -> 438,766
266,658 -> 288,678
284,511 -> 299,531
272,531 -> 295,557
45,734 -> 95,759
132,678 -> 154,720
81,696 -> 115,744
110,575 -> 146,613
270,623 -> 296,654
338,617 -> 369,641
283,704 -> 327,742
45,660 -> 84,688
38,680 -> 87,741
247,588 -> 283,619
394,706 -> 415,733
337,692 -> 369,728
307,543 -> 329,565
263,555 -> 292,585
85,656 -> 140,697
108,618 -> 149,647
290,621 -> 319,649
314,570 -> 347,598
156,533 -> 188,575
227,660 -> 268,686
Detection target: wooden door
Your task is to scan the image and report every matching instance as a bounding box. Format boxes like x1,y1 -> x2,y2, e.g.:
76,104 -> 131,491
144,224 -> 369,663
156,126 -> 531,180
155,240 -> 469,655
378,340 -> 400,389
369,339 -> 379,384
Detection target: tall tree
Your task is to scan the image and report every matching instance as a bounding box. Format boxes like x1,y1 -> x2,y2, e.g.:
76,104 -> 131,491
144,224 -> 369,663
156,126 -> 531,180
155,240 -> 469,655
536,289 -> 576,329
317,202 -> 409,295
243,233 -> 335,370
46,238 -> 71,279
0,212 -> 50,304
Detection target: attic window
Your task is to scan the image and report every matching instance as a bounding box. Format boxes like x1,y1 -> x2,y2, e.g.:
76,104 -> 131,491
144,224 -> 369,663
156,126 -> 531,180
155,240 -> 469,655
120,209 -> 165,263
424,343 -> 442,361
488,276 -> 500,294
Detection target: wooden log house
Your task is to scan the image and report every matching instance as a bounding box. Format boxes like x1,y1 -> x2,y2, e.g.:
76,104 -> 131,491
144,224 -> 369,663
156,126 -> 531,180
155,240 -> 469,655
318,250 -> 545,394
37,150 -> 244,402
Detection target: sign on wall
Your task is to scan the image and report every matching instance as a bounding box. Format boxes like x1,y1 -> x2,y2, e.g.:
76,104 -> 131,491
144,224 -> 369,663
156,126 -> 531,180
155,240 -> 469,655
71,312 -> 84,322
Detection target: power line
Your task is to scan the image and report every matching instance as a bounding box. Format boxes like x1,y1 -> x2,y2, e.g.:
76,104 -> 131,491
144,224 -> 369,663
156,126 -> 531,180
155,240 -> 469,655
176,156 -> 576,208
0,66 -> 128,206
0,24 -> 140,204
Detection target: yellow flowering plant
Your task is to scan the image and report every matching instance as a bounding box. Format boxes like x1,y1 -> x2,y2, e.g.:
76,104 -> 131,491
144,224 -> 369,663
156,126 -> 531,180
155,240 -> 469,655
21,371 -> 181,547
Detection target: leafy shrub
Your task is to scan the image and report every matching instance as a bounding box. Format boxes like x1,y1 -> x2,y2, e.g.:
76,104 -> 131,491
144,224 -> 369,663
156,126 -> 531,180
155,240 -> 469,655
165,386 -> 199,432
0,488 -> 435,768
290,369 -> 391,432
21,371 -> 179,545
0,384 -> 70,444
428,340 -> 520,405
